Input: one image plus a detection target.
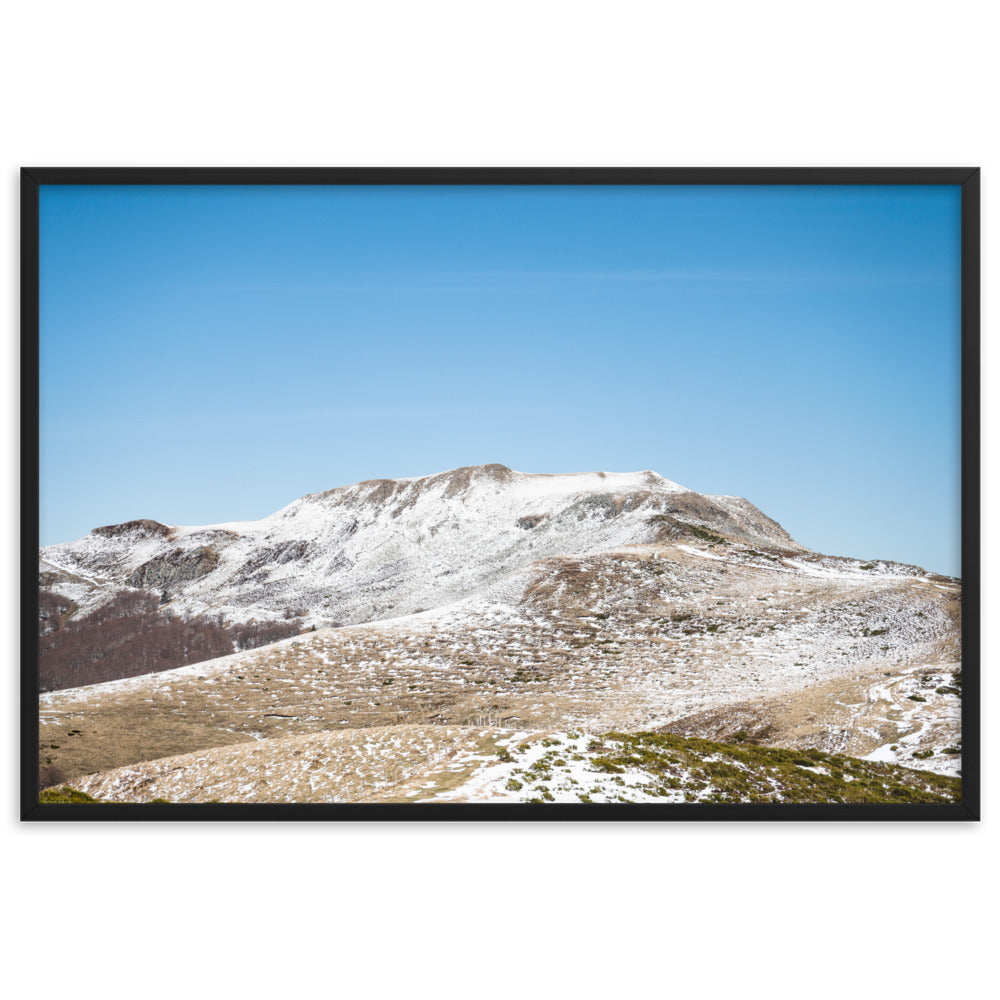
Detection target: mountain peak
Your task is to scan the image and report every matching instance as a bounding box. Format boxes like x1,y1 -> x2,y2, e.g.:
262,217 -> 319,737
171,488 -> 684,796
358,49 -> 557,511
304,464 -> 686,510
41,465 -> 806,643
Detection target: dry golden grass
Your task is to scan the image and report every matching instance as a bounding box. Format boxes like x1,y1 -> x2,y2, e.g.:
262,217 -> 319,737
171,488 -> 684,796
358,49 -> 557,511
69,724 -> 510,804
40,541 -> 962,791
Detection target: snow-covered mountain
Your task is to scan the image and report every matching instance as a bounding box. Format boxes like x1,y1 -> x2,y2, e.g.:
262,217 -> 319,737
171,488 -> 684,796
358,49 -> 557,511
38,464 -> 963,801
39,464 -> 806,631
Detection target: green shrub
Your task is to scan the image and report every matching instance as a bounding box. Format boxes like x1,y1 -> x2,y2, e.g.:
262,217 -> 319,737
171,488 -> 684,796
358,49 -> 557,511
686,524 -> 728,546
592,758 -> 624,774
39,786 -> 98,804
580,730 -> 960,805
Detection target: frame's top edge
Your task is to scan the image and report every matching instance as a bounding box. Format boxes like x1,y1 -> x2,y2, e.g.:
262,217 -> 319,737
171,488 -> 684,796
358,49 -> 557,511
20,166 -> 978,186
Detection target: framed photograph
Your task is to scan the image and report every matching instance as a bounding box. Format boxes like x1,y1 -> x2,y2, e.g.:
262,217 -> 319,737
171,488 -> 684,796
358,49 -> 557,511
21,167 -> 980,821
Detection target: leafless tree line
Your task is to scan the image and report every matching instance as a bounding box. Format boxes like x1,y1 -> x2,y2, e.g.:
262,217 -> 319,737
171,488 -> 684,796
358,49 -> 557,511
38,589 -> 305,691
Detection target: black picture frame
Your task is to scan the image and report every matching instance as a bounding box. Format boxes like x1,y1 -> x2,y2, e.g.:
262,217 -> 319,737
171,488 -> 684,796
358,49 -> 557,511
21,166 -> 981,822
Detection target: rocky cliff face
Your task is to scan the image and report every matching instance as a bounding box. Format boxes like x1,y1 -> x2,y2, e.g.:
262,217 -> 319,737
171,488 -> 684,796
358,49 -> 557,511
39,465 -> 808,635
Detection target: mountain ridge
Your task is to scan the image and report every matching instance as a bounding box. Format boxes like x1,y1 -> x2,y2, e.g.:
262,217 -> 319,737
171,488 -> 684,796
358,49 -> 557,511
37,464 -> 962,796
39,464 -> 807,635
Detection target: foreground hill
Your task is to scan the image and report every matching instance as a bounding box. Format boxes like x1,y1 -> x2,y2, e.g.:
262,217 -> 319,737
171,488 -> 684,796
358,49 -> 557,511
60,725 -> 960,806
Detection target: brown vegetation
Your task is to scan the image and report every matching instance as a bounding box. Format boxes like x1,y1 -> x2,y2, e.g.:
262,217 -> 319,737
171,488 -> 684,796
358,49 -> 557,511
38,589 -> 305,691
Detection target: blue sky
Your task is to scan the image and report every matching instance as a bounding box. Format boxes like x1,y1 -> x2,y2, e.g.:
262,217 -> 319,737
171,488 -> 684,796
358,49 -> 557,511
39,184 -> 962,575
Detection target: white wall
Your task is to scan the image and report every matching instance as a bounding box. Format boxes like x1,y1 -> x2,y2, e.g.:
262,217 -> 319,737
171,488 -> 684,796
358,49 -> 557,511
3,4 -> 994,997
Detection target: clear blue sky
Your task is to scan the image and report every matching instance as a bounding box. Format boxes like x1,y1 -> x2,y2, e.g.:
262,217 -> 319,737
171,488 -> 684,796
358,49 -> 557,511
39,184 -> 962,575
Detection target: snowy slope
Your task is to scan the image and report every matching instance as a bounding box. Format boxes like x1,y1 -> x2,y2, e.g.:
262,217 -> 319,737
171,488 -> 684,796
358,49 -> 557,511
39,464 -> 806,630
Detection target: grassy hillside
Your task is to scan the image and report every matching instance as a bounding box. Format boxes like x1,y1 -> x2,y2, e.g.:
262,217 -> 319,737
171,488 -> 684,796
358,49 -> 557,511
40,539 -> 961,789
54,726 -> 961,806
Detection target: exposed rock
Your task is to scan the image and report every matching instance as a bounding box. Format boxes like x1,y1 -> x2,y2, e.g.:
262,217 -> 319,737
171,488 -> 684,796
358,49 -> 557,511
232,541 -> 311,584
517,515 -> 546,529
92,518 -> 172,539
127,546 -> 219,589
357,479 -> 402,505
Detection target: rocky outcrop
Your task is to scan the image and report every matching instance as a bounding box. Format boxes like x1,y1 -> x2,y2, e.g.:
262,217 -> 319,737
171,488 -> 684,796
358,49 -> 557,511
92,519 -> 173,540
232,541 -> 311,584
127,546 -> 219,589
517,514 -> 546,529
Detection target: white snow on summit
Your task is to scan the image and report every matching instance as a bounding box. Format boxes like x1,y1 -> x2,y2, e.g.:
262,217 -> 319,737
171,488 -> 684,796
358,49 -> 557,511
38,464 -> 794,631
